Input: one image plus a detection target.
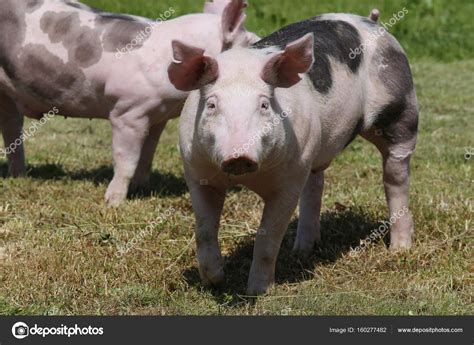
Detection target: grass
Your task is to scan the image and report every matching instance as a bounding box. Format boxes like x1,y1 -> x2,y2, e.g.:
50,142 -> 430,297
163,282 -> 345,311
0,0 -> 473,315
83,0 -> 474,61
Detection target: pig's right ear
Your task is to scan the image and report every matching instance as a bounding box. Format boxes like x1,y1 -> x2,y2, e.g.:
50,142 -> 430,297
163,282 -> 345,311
168,40 -> 219,92
261,33 -> 314,88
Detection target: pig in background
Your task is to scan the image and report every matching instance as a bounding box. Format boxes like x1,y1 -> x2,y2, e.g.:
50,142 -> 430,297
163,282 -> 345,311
0,0 -> 259,206
171,11 -> 418,294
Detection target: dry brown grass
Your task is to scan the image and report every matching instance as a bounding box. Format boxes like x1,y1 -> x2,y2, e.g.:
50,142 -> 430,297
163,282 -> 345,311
0,59 -> 472,315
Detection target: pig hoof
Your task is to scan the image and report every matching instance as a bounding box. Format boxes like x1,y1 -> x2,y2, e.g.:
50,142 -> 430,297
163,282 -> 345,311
389,238 -> 412,251
246,281 -> 272,296
199,266 -> 225,286
293,228 -> 320,255
292,241 -> 314,257
8,162 -> 26,177
389,230 -> 413,251
105,191 -> 126,207
10,168 -> 26,178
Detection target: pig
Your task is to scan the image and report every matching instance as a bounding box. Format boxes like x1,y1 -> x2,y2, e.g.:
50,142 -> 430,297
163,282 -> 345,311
0,0 -> 258,206
170,11 -> 418,294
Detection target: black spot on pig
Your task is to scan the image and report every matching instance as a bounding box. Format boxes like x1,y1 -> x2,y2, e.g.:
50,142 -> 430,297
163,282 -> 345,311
373,38 -> 417,143
74,29 -> 103,66
0,0 -> 28,80
25,0 -> 44,12
0,3 -> 101,114
0,0 -> 27,50
377,43 -> 414,100
373,98 -> 418,144
254,17 -> 363,94
0,55 -> 15,80
14,44 -> 84,101
40,11 -> 102,67
96,16 -> 150,52
10,44 -> 99,112
40,11 -> 79,43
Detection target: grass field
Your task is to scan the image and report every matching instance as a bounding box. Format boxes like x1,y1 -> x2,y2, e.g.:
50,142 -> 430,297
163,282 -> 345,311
0,0 -> 473,315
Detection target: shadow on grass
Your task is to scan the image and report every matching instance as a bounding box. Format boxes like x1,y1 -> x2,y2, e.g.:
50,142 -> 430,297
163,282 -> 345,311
183,208 -> 385,308
0,163 -> 187,198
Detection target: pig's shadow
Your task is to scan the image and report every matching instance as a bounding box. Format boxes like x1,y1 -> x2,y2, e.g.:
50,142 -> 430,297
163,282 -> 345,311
0,163 -> 187,198
183,208 -> 385,307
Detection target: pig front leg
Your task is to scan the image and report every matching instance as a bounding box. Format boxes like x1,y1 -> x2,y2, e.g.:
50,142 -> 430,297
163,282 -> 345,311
247,186 -> 302,295
293,170 -> 324,254
0,95 -> 26,177
105,113 -> 149,207
131,121 -> 168,190
188,180 -> 227,286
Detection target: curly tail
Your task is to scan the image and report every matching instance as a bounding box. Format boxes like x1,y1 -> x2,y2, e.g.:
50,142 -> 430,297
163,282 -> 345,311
369,8 -> 380,23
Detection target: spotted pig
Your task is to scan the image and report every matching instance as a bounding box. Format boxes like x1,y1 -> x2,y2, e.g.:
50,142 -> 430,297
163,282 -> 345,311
0,0 -> 258,206
171,11 -> 418,294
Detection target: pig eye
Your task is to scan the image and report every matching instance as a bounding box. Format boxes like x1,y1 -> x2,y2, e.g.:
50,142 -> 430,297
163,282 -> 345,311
206,97 -> 217,113
260,98 -> 270,112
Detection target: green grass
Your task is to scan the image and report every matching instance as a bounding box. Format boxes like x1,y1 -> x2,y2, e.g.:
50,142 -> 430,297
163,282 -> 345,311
83,0 -> 474,61
0,1 -> 473,315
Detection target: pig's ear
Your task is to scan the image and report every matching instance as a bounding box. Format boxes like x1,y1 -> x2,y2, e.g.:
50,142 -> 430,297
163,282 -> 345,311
261,33 -> 314,88
204,0 -> 231,14
168,40 -> 219,92
221,0 -> 248,45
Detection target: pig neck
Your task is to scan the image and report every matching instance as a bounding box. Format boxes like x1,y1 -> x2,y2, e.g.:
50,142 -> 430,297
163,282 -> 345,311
271,79 -> 323,170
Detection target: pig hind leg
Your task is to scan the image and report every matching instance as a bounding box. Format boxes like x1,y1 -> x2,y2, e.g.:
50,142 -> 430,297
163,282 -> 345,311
105,111 -> 150,207
130,121 -> 168,190
362,96 -> 418,250
0,93 -> 26,177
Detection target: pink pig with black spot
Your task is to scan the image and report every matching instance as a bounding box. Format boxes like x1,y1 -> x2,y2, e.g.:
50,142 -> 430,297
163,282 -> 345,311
0,0 -> 258,206
171,12 -> 418,294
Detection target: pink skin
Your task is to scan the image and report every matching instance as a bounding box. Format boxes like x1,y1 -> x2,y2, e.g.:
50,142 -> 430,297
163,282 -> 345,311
0,0 -> 259,206
172,30 -> 415,294
172,34 -> 318,294
104,0 -> 259,206
96,0 -> 257,206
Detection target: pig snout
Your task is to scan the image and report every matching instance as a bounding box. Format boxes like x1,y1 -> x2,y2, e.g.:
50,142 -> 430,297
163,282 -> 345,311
221,156 -> 258,176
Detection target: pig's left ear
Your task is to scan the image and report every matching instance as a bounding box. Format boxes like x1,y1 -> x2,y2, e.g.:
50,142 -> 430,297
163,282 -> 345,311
261,33 -> 314,88
168,40 -> 219,91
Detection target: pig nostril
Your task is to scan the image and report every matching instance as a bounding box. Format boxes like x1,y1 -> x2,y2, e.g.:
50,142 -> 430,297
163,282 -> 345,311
221,157 -> 258,175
